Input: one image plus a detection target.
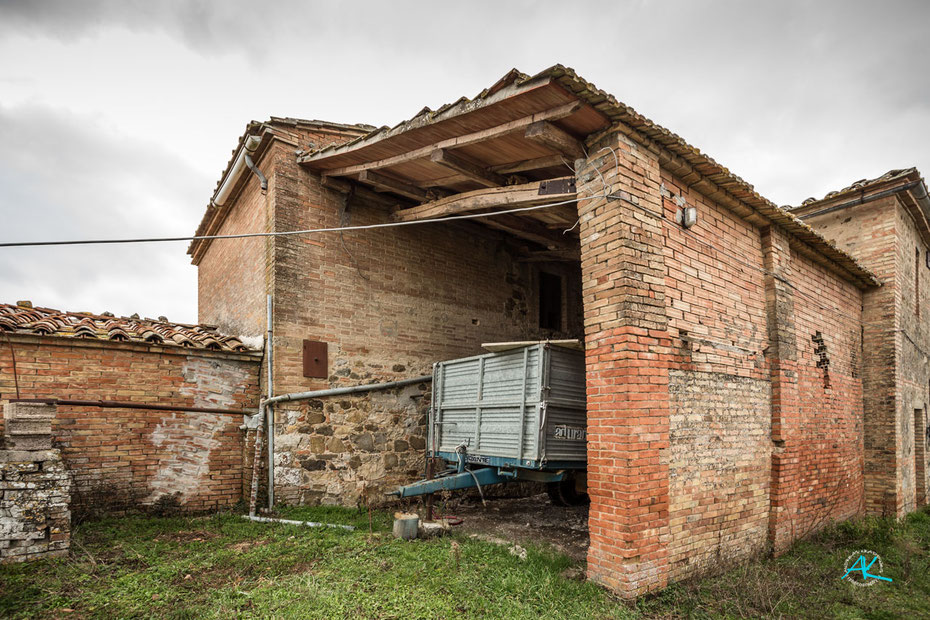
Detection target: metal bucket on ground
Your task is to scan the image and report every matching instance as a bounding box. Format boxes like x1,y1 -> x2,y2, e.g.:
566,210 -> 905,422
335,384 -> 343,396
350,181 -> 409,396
392,512 -> 419,540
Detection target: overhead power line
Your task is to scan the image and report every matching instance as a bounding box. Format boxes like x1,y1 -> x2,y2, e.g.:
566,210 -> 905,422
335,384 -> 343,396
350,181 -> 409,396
0,197 -> 590,249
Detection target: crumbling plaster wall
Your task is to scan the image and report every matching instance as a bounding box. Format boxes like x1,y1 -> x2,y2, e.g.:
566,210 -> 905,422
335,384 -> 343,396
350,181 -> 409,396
0,337 -> 261,515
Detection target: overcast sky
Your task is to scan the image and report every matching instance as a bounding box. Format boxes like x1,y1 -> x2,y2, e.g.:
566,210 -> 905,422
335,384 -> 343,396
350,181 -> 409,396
1,1 -> 927,326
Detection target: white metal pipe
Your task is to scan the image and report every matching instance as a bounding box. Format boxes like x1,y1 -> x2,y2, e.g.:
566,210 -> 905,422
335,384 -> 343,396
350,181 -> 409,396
261,375 -> 432,408
242,515 -> 355,531
212,134 -> 262,208
266,294 -> 274,511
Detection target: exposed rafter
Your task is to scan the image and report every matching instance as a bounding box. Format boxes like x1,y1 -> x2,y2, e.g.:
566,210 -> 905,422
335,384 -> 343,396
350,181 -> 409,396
392,177 -> 575,222
480,214 -> 574,250
524,121 -> 583,159
430,149 -> 506,187
357,170 -> 430,201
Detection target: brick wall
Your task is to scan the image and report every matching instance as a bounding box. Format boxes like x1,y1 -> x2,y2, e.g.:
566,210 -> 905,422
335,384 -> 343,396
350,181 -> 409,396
659,169 -> 773,579
800,195 -> 928,517
266,142 -> 582,506
579,122 -> 867,594
0,335 -> 261,515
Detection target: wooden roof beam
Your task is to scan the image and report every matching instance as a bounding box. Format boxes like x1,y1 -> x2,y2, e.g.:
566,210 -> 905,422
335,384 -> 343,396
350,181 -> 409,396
524,121 -> 583,159
430,148 -> 506,187
357,170 -> 429,202
480,213 -> 575,251
310,100 -> 583,176
392,177 -> 575,222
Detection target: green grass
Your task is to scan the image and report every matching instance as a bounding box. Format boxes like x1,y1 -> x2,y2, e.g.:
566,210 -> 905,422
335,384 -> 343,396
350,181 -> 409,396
2,506 -> 930,619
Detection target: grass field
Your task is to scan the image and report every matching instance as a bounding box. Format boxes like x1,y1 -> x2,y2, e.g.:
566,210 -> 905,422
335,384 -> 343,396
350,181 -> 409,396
2,504 -> 929,619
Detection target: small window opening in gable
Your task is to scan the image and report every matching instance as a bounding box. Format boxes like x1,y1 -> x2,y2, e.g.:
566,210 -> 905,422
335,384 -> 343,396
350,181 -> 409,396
539,271 -> 563,332
812,331 -> 831,389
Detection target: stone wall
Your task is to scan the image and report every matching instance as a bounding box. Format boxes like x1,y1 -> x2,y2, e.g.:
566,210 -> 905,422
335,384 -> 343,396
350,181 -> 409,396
1,402 -> 71,563
0,336 -> 261,515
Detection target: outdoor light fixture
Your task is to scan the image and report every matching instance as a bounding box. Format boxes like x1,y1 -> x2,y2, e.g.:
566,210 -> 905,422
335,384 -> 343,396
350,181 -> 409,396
675,198 -> 698,229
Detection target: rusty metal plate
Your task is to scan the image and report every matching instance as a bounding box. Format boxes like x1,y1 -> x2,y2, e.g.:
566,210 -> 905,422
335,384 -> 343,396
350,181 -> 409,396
538,177 -> 576,195
302,340 -> 328,378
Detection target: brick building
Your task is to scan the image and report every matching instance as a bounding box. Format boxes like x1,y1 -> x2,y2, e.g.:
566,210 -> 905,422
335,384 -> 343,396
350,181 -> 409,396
0,303 -> 261,515
792,168 -> 930,519
187,64 -> 919,597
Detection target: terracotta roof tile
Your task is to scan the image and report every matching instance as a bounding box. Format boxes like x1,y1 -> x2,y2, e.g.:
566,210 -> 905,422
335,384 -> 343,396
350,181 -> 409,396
0,303 -> 256,353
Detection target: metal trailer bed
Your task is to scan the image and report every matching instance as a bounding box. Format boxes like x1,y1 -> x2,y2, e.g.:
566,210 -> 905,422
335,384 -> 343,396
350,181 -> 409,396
392,342 -> 587,502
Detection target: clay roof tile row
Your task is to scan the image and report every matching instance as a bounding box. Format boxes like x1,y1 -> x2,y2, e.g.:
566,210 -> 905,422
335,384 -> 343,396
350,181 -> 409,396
0,303 -> 256,353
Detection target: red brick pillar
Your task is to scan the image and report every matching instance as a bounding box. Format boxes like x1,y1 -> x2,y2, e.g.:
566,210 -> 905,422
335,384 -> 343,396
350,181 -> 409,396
578,130 -> 671,597
761,226 -> 801,553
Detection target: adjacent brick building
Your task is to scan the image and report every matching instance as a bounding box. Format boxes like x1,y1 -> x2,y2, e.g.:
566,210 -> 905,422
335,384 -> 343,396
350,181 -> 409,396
0,303 -> 262,515
186,64 -> 920,597
792,168 -> 930,519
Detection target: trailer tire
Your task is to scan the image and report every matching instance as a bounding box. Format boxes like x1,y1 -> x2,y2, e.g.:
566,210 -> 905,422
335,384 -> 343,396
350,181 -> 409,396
546,477 -> 589,507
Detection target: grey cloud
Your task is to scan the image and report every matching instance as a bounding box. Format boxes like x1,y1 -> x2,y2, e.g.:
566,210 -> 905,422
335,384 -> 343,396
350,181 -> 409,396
0,105 -> 208,322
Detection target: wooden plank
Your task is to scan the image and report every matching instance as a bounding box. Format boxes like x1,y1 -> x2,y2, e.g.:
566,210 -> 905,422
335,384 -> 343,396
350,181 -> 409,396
524,121 -> 584,159
482,339 -> 583,352
430,149 -> 506,187
357,170 -> 429,201
479,213 -> 574,250
309,100 -> 583,175
493,154 -> 572,175
392,177 -> 575,222
516,248 -> 581,263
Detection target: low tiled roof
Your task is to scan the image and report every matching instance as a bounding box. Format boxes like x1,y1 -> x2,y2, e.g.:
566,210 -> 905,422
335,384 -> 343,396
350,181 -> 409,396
0,303 -> 255,353
798,168 -> 919,206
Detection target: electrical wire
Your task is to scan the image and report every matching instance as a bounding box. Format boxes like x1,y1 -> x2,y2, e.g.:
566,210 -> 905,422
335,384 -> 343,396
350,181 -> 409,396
0,196 -> 594,249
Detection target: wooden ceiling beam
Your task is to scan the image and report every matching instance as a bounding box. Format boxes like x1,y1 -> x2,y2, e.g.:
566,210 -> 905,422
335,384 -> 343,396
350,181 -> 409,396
392,177 -> 575,222
312,100 -> 582,177
357,170 -> 430,202
480,214 -> 575,251
524,121 -> 584,159
430,148 -> 506,188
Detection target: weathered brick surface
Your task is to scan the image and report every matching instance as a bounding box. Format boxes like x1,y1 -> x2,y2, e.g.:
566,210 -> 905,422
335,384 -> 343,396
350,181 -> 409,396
801,194 -> 927,517
578,129 -> 671,597
0,336 -> 261,515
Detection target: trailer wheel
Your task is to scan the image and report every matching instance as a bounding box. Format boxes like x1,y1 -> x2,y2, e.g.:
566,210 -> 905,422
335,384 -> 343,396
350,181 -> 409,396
546,476 -> 589,507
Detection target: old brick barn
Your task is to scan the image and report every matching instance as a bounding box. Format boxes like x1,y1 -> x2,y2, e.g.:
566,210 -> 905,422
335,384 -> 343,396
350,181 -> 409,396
2,65 -> 928,598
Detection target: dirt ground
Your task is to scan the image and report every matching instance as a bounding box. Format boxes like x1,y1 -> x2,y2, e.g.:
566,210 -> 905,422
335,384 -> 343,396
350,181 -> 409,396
430,493 -> 590,562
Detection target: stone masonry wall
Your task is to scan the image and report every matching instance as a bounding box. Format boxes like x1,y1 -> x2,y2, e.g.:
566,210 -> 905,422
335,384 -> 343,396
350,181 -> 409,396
0,336 -> 261,515
2,403 -> 70,563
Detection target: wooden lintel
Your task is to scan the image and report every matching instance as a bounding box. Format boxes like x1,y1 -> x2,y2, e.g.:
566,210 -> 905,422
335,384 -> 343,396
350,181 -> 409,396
430,148 -> 506,188
516,248 -> 581,263
524,121 -> 583,159
311,100 -> 583,177
480,213 -> 574,250
357,170 -> 429,201
392,177 -> 575,222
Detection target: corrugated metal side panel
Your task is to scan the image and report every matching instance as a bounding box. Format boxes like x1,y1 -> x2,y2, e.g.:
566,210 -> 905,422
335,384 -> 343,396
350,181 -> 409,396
434,345 -> 545,459
548,347 -> 587,404
540,404 -> 588,462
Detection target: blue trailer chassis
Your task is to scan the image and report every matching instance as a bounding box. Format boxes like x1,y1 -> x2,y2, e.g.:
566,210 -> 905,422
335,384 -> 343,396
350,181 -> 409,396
390,450 -> 585,499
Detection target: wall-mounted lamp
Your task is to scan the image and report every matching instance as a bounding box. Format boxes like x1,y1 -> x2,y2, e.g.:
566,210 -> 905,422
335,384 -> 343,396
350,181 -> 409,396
676,205 -> 698,229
